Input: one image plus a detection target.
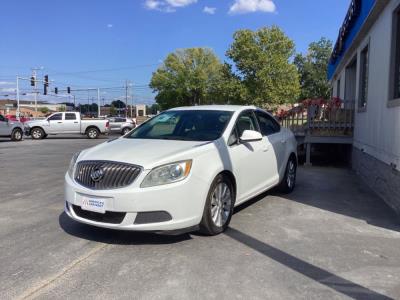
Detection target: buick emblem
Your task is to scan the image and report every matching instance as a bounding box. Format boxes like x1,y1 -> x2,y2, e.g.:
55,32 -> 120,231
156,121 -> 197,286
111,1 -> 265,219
90,167 -> 104,182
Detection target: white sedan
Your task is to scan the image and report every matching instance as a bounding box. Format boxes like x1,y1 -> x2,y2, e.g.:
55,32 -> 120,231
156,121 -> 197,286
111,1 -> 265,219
65,105 -> 297,235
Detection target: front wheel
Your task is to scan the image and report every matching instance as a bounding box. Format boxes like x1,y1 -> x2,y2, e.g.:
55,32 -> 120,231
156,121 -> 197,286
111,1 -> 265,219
31,127 -> 45,140
11,128 -> 23,141
86,128 -> 99,139
278,155 -> 297,194
199,174 -> 235,236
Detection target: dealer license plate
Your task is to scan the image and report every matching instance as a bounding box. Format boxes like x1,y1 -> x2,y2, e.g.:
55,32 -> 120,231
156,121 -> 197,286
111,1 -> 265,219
81,197 -> 106,214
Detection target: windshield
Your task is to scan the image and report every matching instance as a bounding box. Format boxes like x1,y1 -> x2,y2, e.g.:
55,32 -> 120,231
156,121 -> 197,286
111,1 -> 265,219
126,110 -> 233,141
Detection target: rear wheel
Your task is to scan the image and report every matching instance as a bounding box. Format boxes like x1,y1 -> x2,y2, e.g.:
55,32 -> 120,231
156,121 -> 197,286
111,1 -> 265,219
86,127 -> 99,139
199,174 -> 235,236
31,127 -> 45,140
278,155 -> 297,194
11,128 -> 23,141
122,127 -> 131,135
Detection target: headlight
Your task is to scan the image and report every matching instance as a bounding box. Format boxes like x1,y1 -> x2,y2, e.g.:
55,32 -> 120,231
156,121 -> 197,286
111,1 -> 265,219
141,160 -> 192,188
68,151 -> 81,178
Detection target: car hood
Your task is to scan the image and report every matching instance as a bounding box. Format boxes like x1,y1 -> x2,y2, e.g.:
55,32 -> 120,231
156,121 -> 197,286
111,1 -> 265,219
78,138 -> 216,169
25,120 -> 45,126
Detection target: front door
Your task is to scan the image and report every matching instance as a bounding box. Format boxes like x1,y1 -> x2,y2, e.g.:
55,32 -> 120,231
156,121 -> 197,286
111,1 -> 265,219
47,113 -> 64,133
227,110 -> 271,204
0,115 -> 9,136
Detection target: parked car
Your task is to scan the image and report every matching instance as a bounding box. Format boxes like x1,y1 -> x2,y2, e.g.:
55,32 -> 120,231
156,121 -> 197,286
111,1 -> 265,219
5,115 -> 31,123
65,105 -> 297,235
108,117 -> 136,135
24,112 -> 109,139
0,114 -> 24,141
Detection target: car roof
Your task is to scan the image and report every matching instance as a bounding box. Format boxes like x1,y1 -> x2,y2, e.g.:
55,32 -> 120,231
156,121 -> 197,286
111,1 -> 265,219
169,105 -> 256,112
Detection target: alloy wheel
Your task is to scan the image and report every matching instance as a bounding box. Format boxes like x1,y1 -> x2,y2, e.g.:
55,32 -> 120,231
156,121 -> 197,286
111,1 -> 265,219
287,159 -> 296,189
210,182 -> 232,227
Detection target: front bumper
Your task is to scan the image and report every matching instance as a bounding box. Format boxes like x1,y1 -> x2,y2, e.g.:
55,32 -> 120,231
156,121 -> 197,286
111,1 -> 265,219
64,170 -> 209,231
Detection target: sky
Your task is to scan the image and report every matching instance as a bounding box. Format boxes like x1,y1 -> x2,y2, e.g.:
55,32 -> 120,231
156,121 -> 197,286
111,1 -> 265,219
0,0 -> 350,105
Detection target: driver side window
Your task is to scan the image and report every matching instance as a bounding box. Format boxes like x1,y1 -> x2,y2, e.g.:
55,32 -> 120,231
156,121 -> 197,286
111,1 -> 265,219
48,113 -> 62,121
228,110 -> 260,145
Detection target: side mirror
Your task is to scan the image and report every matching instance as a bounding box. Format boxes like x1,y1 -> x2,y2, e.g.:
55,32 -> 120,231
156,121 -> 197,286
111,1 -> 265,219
239,130 -> 263,143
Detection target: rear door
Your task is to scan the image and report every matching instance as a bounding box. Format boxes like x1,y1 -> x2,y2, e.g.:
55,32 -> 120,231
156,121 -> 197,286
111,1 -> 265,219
255,110 -> 285,180
63,113 -> 80,133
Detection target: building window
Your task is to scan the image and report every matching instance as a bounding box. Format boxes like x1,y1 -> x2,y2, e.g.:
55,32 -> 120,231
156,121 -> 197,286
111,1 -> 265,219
390,5 -> 400,101
336,78 -> 341,98
359,45 -> 369,108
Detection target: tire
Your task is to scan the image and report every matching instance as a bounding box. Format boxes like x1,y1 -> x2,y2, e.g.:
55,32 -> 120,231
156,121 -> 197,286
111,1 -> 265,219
31,127 -> 45,140
122,127 -> 131,135
278,155 -> 297,194
11,128 -> 23,141
199,174 -> 235,236
86,127 -> 99,139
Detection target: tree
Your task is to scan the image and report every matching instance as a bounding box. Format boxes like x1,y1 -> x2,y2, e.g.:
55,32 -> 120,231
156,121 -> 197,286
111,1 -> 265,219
111,100 -> 126,109
150,48 -> 223,109
226,26 -> 300,107
294,37 -> 333,100
40,107 -> 49,115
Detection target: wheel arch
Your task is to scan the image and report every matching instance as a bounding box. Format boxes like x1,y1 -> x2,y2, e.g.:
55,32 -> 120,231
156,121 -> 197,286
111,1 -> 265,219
85,125 -> 100,133
218,170 -> 237,199
30,126 -> 46,135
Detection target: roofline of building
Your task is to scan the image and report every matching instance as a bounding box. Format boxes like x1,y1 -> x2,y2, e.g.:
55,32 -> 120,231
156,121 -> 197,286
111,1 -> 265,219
328,0 -> 390,82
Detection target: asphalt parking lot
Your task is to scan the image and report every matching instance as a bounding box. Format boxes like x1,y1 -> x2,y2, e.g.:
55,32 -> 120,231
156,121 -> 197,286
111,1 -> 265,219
1,137 -> 400,299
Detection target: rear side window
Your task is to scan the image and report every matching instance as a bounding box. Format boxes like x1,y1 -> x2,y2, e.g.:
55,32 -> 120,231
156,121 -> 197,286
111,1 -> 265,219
255,111 -> 280,136
65,113 -> 76,120
0,115 -> 5,122
115,118 -> 126,122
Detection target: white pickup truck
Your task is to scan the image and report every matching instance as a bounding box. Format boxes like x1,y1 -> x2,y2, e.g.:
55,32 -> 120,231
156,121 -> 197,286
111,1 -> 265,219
24,112 -> 109,139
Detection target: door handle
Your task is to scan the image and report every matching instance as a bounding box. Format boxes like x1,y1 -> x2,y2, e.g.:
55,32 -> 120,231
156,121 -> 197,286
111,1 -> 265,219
74,122 -> 78,123
262,145 -> 269,152
57,122 -> 62,123
281,139 -> 286,144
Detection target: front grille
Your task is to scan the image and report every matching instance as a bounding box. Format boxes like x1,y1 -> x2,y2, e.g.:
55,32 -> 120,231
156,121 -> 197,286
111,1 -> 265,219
74,160 -> 141,190
72,205 -> 126,224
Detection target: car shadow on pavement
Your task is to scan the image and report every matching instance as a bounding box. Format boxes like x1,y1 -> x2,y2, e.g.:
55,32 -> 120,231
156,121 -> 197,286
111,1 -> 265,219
224,227 -> 392,300
279,169 -> 400,233
58,212 -> 192,245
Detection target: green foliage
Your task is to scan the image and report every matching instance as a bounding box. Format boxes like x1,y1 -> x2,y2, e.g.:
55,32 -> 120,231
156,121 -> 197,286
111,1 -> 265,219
150,48 -> 223,109
294,37 -> 333,100
226,26 -> 301,107
39,107 -> 49,114
111,100 -> 126,108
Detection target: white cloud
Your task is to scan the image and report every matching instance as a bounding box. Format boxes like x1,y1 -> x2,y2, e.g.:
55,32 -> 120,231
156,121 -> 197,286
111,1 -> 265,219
107,24 -> 113,28
229,0 -> 276,15
0,81 -> 14,86
145,0 -> 197,12
0,88 -> 16,92
203,6 -> 216,14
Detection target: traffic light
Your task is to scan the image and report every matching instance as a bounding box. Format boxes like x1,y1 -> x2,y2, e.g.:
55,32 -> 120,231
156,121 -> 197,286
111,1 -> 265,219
67,87 -> 71,94
55,87 -> 58,94
30,76 -> 36,87
44,75 -> 49,95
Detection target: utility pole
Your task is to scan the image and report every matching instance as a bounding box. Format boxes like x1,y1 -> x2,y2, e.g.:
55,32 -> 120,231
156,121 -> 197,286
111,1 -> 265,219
97,88 -> 101,117
125,80 -> 128,117
16,76 -> 20,120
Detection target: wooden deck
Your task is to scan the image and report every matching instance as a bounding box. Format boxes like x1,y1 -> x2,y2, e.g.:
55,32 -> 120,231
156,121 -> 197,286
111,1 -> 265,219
279,100 -> 355,164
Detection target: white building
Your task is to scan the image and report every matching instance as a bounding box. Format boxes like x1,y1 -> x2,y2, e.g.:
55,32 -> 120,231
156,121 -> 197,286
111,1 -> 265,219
328,0 -> 400,215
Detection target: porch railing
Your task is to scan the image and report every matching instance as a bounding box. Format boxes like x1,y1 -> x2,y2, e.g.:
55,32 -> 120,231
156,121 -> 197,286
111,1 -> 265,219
279,100 -> 355,137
